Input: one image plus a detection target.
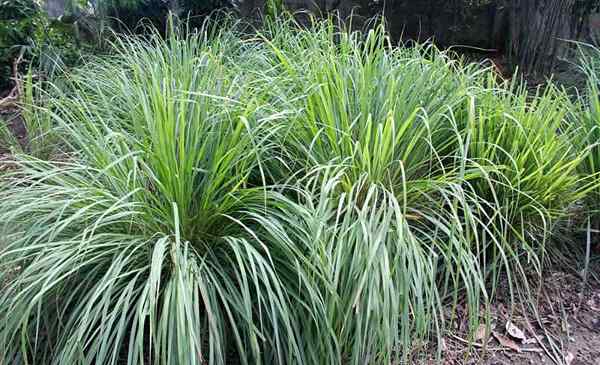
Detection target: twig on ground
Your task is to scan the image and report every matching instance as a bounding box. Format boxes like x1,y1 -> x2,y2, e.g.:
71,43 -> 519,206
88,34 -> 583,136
449,334 -> 543,353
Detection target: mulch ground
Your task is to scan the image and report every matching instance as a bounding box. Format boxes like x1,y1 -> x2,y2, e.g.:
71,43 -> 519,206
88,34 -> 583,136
417,265 -> 600,365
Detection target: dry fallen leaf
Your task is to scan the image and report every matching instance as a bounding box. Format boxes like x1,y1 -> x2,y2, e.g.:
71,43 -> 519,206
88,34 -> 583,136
493,331 -> 521,353
441,338 -> 447,352
506,321 -> 526,342
587,299 -> 600,312
474,324 -> 487,342
564,351 -> 575,365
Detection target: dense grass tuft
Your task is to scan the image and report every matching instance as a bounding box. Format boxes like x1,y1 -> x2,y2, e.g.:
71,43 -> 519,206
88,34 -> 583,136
574,44 -> 600,222
0,23 -> 317,365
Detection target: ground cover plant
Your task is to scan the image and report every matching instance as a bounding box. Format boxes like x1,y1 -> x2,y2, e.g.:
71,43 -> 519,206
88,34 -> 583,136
0,16 -> 599,365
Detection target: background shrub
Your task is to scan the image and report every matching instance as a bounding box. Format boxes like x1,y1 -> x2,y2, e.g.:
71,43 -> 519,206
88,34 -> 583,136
0,0 -> 84,92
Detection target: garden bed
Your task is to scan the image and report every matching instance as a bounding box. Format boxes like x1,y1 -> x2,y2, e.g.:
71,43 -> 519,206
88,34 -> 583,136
2,16 -> 600,365
427,267 -> 600,365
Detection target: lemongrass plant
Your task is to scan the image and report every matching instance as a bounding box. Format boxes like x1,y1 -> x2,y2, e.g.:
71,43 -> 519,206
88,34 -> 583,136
462,79 -> 587,261
0,72 -> 57,159
452,78 -> 591,317
255,16 -> 589,352
254,16 -> 523,358
259,167 -> 500,364
465,79 -> 585,223
573,44 -> 600,221
0,14 -> 592,365
257,17 -> 486,191
0,21 -> 329,365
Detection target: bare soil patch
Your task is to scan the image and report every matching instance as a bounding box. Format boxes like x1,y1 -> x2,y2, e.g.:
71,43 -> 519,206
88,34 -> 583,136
421,269 -> 600,365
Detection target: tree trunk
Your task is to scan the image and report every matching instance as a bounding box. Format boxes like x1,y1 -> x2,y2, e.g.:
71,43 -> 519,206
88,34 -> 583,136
45,0 -> 66,18
236,0 -> 265,19
234,0 -> 596,75
168,0 -> 182,17
506,0 -> 591,75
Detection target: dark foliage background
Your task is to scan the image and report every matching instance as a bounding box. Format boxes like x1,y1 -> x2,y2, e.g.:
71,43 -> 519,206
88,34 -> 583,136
2,0 -> 600,93
0,0 -> 83,92
0,0 -> 40,91
0,0 -> 234,94
102,0 -> 233,31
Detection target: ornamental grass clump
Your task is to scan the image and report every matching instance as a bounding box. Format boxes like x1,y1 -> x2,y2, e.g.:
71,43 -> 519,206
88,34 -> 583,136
0,24 -> 323,365
255,18 -> 589,358
464,80 -> 585,234
253,19 -> 501,358
453,78 -> 590,310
